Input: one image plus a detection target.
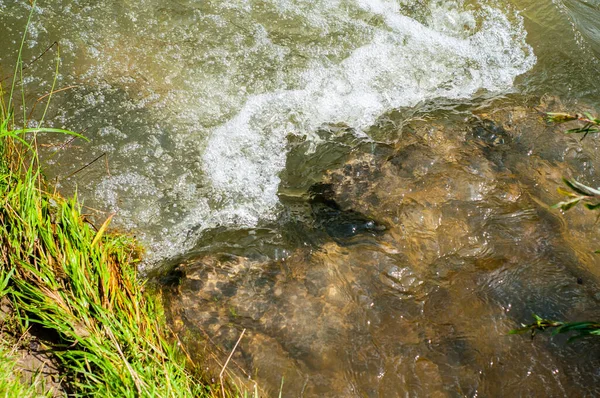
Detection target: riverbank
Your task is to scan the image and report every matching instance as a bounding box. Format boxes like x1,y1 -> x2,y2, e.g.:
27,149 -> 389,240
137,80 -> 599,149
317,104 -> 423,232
0,120 -> 217,395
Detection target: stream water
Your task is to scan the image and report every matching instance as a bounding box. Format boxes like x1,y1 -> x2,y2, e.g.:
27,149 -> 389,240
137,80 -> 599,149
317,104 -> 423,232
2,0 -> 600,396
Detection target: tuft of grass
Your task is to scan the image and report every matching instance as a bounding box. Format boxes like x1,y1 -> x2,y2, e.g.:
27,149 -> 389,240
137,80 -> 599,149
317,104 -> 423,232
546,111 -> 600,138
510,314 -> 600,342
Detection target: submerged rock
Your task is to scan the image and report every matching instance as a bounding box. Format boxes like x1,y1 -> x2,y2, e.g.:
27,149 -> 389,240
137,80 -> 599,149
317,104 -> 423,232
165,99 -> 600,397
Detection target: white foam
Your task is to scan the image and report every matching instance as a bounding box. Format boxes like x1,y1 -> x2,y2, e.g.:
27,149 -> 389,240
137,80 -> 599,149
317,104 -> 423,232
201,0 -> 536,244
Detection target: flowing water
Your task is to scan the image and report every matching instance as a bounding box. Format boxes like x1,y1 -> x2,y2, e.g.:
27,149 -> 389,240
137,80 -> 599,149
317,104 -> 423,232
2,0 -> 600,396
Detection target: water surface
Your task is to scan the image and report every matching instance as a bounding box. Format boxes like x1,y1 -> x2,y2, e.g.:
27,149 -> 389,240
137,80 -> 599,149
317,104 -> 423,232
1,0 -> 600,396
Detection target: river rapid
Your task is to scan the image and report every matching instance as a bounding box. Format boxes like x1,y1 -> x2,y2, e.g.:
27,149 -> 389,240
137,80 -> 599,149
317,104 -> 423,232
2,0 -> 600,396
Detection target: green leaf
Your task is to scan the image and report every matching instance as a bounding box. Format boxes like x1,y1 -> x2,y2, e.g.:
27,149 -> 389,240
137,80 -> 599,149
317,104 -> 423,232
564,178 -> 600,196
551,197 -> 582,211
10,127 -> 88,141
546,112 -> 578,123
557,186 -> 579,198
555,322 -> 600,333
584,203 -> 600,210
565,127 -> 586,134
0,131 -> 32,149
508,327 -> 530,335
0,267 -> 15,296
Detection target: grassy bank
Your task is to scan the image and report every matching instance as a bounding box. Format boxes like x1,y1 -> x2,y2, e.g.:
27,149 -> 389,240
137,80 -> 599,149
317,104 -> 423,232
0,118 -> 218,396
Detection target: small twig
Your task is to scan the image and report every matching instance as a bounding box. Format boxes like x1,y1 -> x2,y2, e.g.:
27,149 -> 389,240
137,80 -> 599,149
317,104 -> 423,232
64,153 -> 106,180
196,324 -> 253,378
80,204 -> 108,215
220,328 -> 246,398
13,326 -> 33,353
24,41 -> 58,72
27,85 -> 78,119
53,135 -> 77,151
45,127 -> 87,162
0,41 -> 59,83
4,202 -> 26,225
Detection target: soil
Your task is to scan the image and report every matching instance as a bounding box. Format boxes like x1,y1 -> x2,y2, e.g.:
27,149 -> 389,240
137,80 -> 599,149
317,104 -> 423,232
0,297 -> 65,397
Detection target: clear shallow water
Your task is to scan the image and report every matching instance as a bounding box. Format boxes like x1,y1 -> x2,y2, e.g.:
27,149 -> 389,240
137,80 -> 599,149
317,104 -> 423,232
2,0 -> 600,396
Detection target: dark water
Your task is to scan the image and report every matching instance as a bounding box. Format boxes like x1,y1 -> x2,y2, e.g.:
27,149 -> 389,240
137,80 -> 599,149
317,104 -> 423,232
1,0 -> 600,396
